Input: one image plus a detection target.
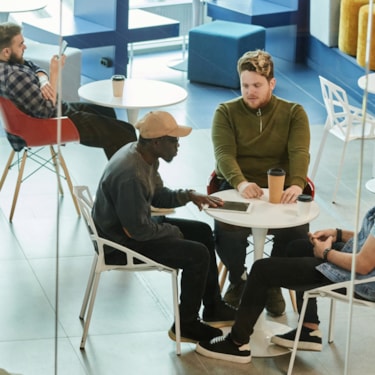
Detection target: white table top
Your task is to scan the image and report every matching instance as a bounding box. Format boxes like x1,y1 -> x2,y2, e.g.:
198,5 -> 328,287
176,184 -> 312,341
357,73 -> 375,94
0,0 -> 47,13
205,189 -> 320,229
78,78 -> 188,111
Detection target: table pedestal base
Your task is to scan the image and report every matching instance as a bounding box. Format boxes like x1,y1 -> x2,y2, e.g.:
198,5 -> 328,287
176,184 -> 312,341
126,109 -> 139,126
251,319 -> 292,357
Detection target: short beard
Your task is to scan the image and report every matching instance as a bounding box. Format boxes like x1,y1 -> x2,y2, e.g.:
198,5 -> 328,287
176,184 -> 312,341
8,52 -> 24,65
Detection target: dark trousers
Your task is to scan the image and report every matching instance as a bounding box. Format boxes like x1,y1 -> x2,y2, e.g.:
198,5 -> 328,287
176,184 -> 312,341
215,220 -> 309,284
232,239 -> 332,344
105,217 -> 222,322
62,101 -> 137,159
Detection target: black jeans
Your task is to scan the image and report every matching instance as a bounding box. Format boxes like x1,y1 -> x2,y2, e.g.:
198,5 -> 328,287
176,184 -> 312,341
104,217 -> 222,323
62,101 -> 136,159
231,239 -> 332,344
215,221 -> 310,284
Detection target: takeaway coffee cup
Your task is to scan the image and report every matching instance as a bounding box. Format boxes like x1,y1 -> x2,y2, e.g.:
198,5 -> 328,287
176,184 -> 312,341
267,168 -> 286,204
112,75 -> 125,97
297,194 -> 312,217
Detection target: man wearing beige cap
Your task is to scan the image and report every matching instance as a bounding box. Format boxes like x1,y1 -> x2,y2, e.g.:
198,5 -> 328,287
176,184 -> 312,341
92,111 -> 236,344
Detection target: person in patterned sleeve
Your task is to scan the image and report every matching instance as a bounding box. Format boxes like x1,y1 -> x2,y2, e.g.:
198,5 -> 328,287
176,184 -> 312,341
0,22 -> 136,159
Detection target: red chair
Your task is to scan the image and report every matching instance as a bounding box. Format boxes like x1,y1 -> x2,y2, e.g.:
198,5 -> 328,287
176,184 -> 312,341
207,170 -> 315,312
0,96 -> 80,221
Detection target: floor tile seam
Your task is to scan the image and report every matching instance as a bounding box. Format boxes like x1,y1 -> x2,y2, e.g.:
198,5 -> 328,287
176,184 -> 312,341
136,272 -> 175,321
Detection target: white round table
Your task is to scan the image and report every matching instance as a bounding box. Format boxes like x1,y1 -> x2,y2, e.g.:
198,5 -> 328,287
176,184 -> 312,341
0,0 -> 47,22
78,79 -> 188,125
205,189 -> 320,358
357,73 -> 375,94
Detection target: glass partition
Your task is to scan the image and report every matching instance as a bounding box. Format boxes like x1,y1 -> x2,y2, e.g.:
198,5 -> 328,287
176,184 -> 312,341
0,0 -> 374,373
344,1 -> 374,374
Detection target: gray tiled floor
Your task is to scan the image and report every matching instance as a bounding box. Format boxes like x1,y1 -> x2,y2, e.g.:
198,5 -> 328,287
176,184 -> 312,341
0,50 -> 375,375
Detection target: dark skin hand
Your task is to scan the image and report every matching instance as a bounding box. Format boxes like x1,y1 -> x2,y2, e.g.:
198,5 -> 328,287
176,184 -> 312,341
189,191 -> 224,211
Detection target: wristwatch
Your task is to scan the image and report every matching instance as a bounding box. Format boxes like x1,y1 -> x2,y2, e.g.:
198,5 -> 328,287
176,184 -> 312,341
323,247 -> 332,261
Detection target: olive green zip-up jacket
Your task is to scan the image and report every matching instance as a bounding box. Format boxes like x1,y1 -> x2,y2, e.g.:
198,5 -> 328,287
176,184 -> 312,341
212,95 -> 310,190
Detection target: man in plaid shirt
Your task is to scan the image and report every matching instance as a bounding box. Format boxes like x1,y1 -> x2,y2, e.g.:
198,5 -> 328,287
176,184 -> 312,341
0,22 -> 136,158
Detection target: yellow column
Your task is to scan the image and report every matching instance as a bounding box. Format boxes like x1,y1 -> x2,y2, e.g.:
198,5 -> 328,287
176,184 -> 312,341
357,4 -> 375,69
338,0 -> 369,56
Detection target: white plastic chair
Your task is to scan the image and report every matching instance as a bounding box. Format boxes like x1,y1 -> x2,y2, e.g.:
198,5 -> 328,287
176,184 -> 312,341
311,76 -> 375,203
287,276 -> 375,375
73,185 -> 181,355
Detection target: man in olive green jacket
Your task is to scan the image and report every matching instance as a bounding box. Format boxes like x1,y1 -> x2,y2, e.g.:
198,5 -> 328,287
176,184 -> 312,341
212,50 -> 310,315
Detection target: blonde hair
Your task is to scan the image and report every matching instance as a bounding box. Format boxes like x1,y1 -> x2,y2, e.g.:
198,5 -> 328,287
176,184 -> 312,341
237,50 -> 274,80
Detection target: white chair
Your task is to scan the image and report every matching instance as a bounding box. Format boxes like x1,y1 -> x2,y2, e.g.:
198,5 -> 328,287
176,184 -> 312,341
311,76 -> 375,203
73,185 -> 181,355
287,276 -> 375,375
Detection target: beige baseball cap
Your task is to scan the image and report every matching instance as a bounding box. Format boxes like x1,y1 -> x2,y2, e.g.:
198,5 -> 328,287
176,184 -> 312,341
135,111 -> 192,139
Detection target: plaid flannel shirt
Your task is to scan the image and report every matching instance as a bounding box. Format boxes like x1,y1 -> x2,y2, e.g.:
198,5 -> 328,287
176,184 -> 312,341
0,60 -> 56,118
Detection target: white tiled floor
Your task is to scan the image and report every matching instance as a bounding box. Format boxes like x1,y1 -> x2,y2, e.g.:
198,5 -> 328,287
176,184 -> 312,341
1,50 -> 375,375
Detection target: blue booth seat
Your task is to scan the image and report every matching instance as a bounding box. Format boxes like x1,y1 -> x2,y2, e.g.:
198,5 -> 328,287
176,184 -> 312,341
188,21 -> 266,89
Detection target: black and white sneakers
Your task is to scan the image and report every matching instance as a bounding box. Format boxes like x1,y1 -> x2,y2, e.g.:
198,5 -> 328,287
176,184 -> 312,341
271,326 -> 323,351
196,334 -> 251,363
168,319 -> 222,343
195,326 -> 322,364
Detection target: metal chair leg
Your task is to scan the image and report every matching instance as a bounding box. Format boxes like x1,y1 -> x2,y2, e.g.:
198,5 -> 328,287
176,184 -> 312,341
287,292 -> 310,375
80,272 -> 101,350
171,270 -> 181,355
328,298 -> 336,343
50,146 -> 64,196
289,290 -> 298,312
80,255 -> 98,320
218,260 -> 228,292
57,148 -> 80,215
